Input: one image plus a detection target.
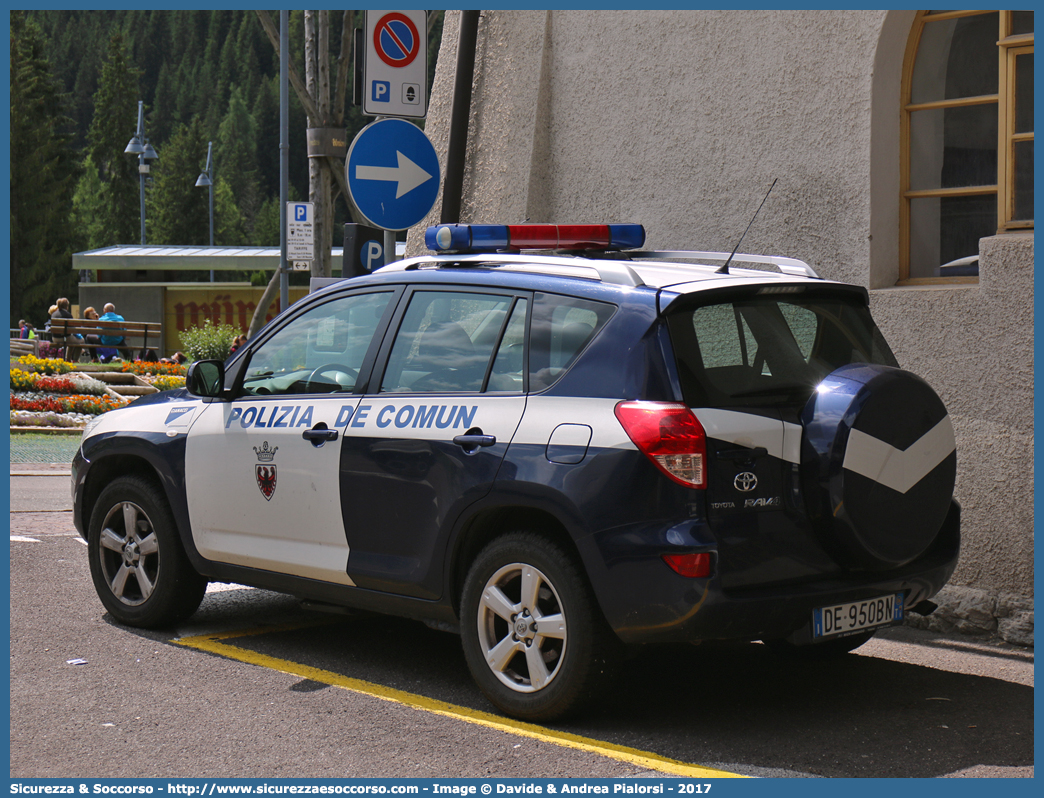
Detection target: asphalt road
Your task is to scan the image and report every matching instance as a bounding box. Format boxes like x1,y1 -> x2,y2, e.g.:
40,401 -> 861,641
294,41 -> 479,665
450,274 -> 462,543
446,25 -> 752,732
8,470 -> 1034,780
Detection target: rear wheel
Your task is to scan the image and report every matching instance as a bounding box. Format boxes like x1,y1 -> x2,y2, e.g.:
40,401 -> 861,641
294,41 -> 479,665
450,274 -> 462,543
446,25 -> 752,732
460,532 -> 617,721
88,476 -> 206,628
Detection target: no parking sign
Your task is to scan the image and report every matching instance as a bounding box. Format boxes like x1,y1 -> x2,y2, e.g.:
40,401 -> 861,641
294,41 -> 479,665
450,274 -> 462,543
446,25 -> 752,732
363,10 -> 428,119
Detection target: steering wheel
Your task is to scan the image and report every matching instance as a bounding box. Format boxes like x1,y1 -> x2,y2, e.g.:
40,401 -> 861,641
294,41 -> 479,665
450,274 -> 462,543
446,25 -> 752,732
305,363 -> 359,392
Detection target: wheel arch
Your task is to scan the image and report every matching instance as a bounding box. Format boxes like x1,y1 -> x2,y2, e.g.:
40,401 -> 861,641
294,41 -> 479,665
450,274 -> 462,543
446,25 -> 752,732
447,505 -> 585,618
79,434 -> 199,567
82,453 -> 163,532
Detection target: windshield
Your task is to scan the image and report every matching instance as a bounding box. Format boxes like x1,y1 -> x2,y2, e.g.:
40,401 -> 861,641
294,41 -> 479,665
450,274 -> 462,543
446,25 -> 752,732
666,294 -> 899,407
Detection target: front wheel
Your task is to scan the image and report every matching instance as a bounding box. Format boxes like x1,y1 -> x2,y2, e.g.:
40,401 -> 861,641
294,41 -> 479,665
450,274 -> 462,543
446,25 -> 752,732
88,475 -> 207,628
460,532 -> 617,722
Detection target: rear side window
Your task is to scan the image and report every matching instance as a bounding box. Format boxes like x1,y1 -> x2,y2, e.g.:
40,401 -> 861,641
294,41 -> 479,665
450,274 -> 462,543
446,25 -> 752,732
529,293 -> 616,392
667,295 -> 899,406
380,290 -> 521,393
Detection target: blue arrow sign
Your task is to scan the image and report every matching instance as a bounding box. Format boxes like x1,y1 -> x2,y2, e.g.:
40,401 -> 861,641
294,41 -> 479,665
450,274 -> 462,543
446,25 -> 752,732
346,119 -> 440,231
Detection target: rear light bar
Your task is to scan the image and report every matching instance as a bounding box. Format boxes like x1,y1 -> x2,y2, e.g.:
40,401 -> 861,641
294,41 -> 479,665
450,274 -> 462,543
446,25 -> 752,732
426,223 -> 646,253
614,401 -> 707,489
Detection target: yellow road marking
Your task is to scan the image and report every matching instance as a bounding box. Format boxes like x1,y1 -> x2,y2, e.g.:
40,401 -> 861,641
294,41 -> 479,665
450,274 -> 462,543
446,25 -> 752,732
175,624 -> 745,779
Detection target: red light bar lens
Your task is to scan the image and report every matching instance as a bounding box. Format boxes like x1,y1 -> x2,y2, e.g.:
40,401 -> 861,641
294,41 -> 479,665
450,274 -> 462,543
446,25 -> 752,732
507,224 -> 560,249
662,552 -> 712,578
553,225 -> 611,249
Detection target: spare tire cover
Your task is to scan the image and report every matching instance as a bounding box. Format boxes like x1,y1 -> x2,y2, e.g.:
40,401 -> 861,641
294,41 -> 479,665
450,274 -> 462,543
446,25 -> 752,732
801,364 -> 956,570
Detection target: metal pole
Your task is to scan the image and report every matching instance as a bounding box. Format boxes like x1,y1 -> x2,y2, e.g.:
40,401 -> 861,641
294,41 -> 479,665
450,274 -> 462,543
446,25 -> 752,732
208,183 -> 215,281
384,230 -> 396,265
440,10 -> 480,224
279,10 -> 290,313
136,100 -> 147,244
139,158 -> 146,245
208,140 -> 215,281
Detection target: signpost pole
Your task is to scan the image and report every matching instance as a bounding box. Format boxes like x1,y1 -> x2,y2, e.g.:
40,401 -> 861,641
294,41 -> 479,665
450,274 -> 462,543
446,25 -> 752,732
279,10 -> 290,313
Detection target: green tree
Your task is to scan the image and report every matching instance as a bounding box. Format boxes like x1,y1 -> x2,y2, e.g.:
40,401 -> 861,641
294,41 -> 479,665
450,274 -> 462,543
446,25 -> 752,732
215,85 -> 261,236
214,177 -> 246,246
251,194 -> 281,248
10,11 -> 80,325
71,154 -> 107,250
85,32 -> 142,245
147,118 -> 210,246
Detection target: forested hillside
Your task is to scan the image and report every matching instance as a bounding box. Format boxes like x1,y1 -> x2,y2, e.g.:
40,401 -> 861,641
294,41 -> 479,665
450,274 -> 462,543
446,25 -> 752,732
10,10 -> 443,324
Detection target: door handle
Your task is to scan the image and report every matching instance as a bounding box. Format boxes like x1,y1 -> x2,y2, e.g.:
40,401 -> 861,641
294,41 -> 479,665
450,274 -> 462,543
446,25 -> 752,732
453,433 -> 496,451
302,423 -> 339,446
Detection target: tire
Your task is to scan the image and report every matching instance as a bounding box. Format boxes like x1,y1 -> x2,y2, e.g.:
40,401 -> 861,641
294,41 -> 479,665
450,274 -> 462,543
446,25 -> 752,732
460,532 -> 617,722
88,475 -> 207,628
763,630 -> 875,659
801,364 -> 956,570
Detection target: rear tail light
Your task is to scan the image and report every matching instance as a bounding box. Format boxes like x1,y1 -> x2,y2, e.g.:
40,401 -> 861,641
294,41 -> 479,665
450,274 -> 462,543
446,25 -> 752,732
614,401 -> 707,488
662,552 -> 712,578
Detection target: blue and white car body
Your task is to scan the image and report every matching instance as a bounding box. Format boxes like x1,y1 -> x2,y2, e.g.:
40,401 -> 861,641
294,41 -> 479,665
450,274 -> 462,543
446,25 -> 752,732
74,223 -> 959,721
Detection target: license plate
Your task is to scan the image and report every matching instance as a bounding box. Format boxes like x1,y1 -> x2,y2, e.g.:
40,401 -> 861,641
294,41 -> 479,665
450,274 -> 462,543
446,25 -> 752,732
813,593 -> 903,639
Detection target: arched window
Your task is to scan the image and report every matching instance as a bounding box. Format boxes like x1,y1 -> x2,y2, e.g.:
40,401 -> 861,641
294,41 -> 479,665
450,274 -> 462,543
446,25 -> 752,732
900,10 -> 1033,283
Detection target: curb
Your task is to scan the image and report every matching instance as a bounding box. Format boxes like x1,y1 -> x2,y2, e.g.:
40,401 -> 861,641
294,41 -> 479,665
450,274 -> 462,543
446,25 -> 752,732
9,426 -> 84,435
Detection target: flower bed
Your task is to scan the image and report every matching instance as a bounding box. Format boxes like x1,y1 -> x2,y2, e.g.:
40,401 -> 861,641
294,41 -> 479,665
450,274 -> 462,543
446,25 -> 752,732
147,375 -> 187,391
15,355 -> 73,375
11,392 -> 127,416
10,371 -> 112,396
10,410 -> 97,428
9,356 -> 188,430
117,360 -> 187,377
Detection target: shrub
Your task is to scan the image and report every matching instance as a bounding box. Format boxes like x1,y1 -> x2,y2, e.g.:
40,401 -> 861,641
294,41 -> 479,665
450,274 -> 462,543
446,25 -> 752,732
37,342 -> 61,359
179,320 -> 241,362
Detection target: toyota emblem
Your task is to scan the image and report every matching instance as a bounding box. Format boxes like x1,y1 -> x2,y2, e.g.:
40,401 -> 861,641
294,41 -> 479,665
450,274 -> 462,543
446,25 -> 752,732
734,472 -> 758,492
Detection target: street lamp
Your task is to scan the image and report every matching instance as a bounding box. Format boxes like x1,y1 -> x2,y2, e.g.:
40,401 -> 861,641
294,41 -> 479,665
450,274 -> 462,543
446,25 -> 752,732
196,141 -> 215,282
125,100 -> 158,245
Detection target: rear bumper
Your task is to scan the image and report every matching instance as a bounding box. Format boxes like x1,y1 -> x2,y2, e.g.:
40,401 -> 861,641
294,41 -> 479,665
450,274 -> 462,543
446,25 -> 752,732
584,502 -> 960,646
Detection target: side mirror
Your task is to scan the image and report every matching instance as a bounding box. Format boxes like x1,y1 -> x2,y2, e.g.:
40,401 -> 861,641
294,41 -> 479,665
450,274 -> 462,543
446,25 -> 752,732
186,359 -> 226,398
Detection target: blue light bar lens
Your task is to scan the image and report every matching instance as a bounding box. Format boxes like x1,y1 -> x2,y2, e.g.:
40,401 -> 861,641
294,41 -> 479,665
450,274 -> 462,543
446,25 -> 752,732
425,224 -> 471,252
608,224 -> 646,249
469,225 -> 510,250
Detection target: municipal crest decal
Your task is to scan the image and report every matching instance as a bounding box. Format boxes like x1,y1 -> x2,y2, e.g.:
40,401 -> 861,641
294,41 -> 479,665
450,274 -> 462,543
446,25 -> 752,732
253,442 -> 279,501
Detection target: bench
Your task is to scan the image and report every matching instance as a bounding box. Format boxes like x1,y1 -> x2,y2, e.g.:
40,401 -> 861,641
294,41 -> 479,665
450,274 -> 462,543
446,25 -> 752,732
9,338 -> 41,357
48,318 -> 163,361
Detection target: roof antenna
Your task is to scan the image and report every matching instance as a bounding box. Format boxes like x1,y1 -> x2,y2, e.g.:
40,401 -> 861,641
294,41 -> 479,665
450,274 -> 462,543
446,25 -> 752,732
717,178 -> 777,274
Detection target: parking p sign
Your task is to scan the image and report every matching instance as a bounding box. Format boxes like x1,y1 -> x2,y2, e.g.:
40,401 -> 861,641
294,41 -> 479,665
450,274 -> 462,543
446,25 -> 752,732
363,10 -> 428,119
287,202 -> 314,261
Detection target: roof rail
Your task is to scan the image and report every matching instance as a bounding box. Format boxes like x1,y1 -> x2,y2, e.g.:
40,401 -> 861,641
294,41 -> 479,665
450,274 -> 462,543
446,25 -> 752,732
380,253 -> 647,287
628,250 -> 820,279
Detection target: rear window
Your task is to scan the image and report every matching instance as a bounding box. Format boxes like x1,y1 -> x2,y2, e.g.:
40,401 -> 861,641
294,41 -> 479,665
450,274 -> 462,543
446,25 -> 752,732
666,295 -> 898,407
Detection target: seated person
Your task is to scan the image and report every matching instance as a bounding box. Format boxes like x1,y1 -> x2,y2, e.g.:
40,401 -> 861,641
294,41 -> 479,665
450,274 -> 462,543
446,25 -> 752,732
98,303 -> 132,361
81,307 -> 102,361
51,297 -> 82,361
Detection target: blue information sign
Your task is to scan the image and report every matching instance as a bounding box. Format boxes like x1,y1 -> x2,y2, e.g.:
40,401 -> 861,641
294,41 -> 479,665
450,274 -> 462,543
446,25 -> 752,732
346,119 -> 440,231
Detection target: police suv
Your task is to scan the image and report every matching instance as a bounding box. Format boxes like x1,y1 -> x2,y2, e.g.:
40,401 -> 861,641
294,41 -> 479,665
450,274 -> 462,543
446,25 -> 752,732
74,223 -> 960,721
